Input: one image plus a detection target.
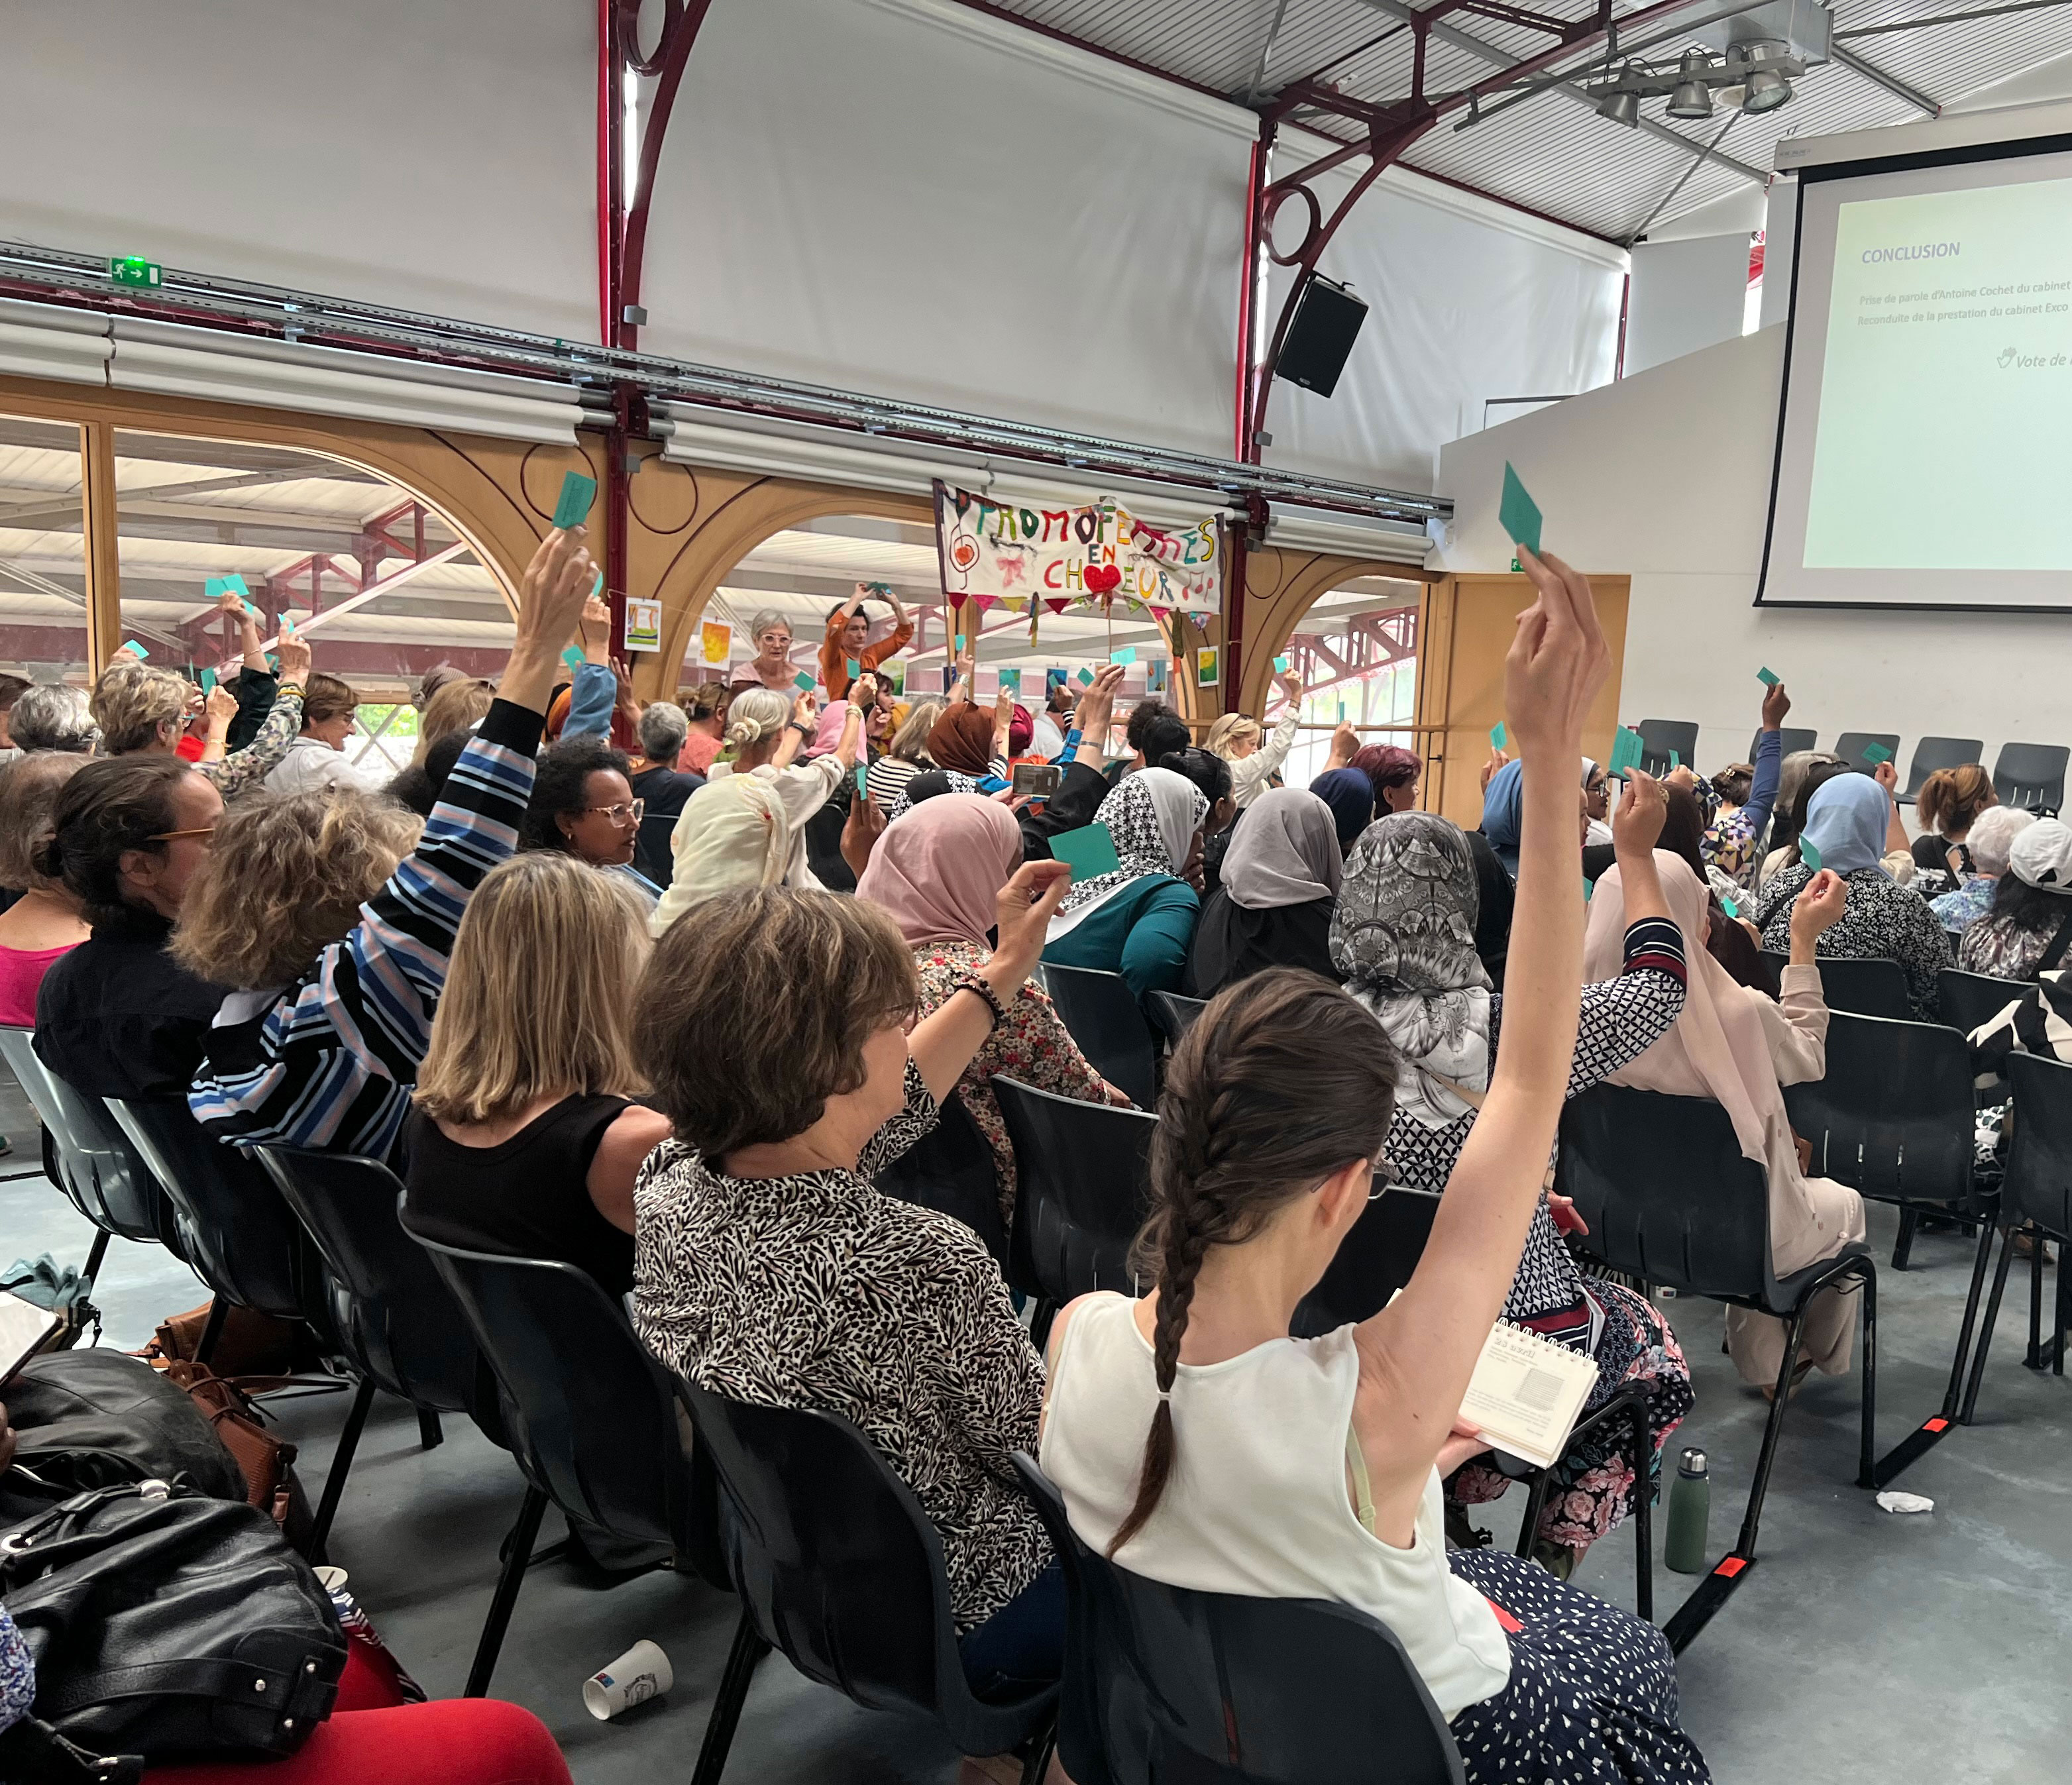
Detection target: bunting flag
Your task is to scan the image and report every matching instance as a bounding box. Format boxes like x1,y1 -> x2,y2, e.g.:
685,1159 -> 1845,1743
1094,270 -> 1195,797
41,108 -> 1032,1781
934,481 -> 1222,614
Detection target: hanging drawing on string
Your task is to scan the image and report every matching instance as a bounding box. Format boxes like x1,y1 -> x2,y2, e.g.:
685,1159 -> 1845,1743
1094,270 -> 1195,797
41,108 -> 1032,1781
933,481 -> 1221,617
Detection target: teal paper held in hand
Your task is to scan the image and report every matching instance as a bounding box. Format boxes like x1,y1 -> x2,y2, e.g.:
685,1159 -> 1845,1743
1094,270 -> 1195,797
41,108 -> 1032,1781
1861,741 -> 1892,765
1757,667 -> 1781,686
1048,822 -> 1121,882
562,646 -> 586,671
1490,722 -> 1505,750
846,658 -> 861,678
1274,655 -> 1289,673
1075,667 -> 1093,686
1800,837 -> 1823,872
552,470 -> 596,531
855,763 -> 869,796
1109,647 -> 1136,666
1607,727 -> 1643,778
793,671 -> 817,692
1499,462 -> 1543,556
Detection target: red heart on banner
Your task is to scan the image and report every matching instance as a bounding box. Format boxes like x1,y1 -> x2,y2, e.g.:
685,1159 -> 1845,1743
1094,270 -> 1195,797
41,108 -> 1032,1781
1083,565 -> 1122,594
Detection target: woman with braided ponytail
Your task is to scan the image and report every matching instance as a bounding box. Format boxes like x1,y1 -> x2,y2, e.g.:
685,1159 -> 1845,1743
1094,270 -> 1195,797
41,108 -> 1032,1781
1042,549 -> 1708,1784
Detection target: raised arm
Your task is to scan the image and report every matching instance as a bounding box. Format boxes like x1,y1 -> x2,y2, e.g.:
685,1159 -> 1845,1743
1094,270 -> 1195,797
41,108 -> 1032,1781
199,623 -> 309,801
1352,547 -> 1609,1513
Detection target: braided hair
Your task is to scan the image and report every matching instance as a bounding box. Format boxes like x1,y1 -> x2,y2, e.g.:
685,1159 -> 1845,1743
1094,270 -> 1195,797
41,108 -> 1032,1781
1107,967 -> 1400,1556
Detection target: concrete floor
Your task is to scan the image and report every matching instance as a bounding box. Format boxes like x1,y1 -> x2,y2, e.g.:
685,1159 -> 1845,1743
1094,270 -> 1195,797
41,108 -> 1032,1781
5,1062 -> 2070,1783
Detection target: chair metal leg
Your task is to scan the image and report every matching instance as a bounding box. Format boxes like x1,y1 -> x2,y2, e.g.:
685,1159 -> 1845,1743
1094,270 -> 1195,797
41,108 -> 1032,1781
688,1609 -> 770,1785
2055,1252 -> 2067,1378
1857,1260 -> 1879,1492
82,1229 -> 109,1286
307,1376 -> 377,1561
1892,1207 -> 1918,1272
193,1297 -> 230,1368
466,1486 -> 548,1698
1936,1211 -> 1999,1422
2027,1236 -> 2045,1370
1630,1393 -> 1655,1626
1020,1723 -> 1059,1785
1961,1222 -> 2018,1425
417,1408 -> 443,1450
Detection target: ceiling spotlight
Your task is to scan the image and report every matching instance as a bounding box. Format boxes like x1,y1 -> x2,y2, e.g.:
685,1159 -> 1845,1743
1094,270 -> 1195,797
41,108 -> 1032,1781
1598,87 -> 1641,127
1666,50 -> 1715,118
1742,66 -> 1793,112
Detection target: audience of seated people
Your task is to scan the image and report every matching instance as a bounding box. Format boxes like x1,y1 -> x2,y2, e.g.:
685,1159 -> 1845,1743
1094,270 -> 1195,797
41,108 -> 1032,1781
0,751 -> 89,1025
1039,767 -> 1207,999
1959,817 -> 2072,980
1912,763 -> 1998,883
1203,666 -> 1304,809
1930,805 -> 2035,936
264,671 -> 385,796
622,699 -> 705,890
1183,785 -> 1341,997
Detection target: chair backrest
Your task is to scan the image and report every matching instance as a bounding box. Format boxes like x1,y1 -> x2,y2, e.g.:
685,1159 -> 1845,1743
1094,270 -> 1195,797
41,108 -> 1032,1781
1012,1454 -> 1464,1785
994,1076 -> 1158,1307
1781,1010 -> 1976,1209
1291,1187 -> 1442,1338
0,1028 -> 178,1247
1900,735 -> 1985,803
404,1223 -> 698,1557
1635,719 -> 1698,777
254,1147 -> 478,1413
1939,968 -> 2028,1037
1833,732 -> 1900,776
2004,1052 -> 2072,1241
873,1092 -> 1006,1268
1145,991 -> 1206,1050
1043,964 -> 1158,1109
1752,726 -> 1818,763
106,1098 -> 313,1319
1559,1085 -> 1776,1303
1757,951 -> 1912,1022
677,1380 -> 1046,1753
1992,741 -> 2069,812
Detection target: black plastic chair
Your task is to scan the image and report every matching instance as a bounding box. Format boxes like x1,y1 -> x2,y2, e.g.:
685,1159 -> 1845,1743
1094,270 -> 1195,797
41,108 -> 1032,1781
1289,1185 -> 1653,1618
1833,732 -> 1900,776
1635,719 -> 1698,777
1782,1010 -> 1984,1484
1558,1085 -> 1875,1653
1899,736 -> 1985,804
874,1091 -> 1007,1268
0,1028 -> 184,1260
1012,1453 -> 1463,1785
678,1382 -> 1058,1785
1961,1053 -> 2072,1416
1940,969 -> 2029,1102
1144,991 -> 1205,1052
254,1147 -> 485,1553
1042,964 -> 1158,1109
1992,741 -> 2069,812
1757,951 -> 1912,1022
402,1220 -> 722,1696
1750,726 -> 1818,763
106,1098 -> 329,1360
993,1077 -> 1157,1349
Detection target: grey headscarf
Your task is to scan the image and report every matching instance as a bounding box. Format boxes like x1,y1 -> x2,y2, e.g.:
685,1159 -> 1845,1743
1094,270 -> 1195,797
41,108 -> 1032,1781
1223,787 -> 1342,911
1330,812 -> 1494,1128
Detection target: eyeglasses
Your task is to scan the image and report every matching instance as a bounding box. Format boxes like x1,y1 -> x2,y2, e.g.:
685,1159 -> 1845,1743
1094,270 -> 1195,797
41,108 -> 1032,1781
148,826 -> 218,844
583,799 -> 645,826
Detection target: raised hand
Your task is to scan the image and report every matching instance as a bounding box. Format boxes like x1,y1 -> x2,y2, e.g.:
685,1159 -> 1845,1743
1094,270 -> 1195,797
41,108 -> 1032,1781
274,618 -> 311,688
792,690 -> 820,730
1611,767 -> 1666,857
1503,546 -> 1609,762
1761,678 -> 1791,732
989,859 -> 1072,985
1480,748 -> 1509,792
1072,663 -> 1125,741
1327,721 -> 1360,770
514,526 -> 596,658
1277,669 -> 1304,706
203,684 -> 239,731
1873,758 -> 1898,795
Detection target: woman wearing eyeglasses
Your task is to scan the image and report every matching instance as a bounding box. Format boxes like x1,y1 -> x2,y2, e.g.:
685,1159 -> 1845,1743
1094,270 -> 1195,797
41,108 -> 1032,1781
521,734 -> 661,907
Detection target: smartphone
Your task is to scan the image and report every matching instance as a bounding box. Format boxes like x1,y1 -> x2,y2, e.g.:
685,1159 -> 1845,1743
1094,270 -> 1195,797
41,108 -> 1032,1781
1012,761 -> 1063,799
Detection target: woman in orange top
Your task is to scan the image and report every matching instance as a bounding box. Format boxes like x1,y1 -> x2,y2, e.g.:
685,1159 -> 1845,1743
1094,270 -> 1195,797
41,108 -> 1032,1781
818,582 -> 913,700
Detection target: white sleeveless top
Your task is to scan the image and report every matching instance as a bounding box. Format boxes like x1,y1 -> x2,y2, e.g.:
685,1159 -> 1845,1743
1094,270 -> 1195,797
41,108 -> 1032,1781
1041,1293 -> 1511,1723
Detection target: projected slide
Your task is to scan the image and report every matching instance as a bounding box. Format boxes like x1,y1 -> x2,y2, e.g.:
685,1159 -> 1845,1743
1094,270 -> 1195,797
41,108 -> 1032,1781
1762,144 -> 2072,610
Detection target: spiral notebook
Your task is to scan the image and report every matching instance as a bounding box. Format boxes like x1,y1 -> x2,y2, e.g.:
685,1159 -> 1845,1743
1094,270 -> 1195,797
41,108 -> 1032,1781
1458,1321 -> 1600,1471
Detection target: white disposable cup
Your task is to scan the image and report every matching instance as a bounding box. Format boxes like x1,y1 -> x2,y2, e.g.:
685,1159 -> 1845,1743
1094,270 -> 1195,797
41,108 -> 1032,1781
582,1639 -> 673,1721
312,1566 -> 349,1593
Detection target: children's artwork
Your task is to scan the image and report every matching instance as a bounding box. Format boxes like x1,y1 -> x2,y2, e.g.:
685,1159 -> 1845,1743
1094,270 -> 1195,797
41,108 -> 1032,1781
1146,659 -> 1168,696
1195,646 -> 1219,689
1046,668 -> 1070,700
700,620 -> 732,666
935,481 -> 1222,615
552,470 -> 596,530
624,598 -> 662,654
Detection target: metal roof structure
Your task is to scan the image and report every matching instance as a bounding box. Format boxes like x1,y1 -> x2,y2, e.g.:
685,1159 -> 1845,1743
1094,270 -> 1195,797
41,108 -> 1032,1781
974,0 -> 2072,240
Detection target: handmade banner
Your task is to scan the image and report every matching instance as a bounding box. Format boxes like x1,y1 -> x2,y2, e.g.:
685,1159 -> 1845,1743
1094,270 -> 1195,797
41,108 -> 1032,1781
934,482 -> 1221,616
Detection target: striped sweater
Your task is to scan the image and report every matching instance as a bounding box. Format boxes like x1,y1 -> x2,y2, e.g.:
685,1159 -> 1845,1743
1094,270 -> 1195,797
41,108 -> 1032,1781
188,697 -> 545,1158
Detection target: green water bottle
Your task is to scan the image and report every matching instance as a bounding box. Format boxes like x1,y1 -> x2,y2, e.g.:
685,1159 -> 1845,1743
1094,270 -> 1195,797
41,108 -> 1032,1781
1664,1446 -> 1710,1575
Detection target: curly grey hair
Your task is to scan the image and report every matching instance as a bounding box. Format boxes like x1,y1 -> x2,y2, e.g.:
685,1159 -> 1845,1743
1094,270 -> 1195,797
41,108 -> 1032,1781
9,683 -> 98,753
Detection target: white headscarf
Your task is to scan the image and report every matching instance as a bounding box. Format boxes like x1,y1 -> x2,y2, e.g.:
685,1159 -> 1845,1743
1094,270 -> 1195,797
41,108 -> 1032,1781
650,775 -> 788,936
1046,767 -> 1207,942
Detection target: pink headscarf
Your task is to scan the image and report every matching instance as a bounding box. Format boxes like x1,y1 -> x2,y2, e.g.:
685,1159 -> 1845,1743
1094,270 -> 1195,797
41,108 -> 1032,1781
856,793 -> 1021,949
808,700 -> 849,757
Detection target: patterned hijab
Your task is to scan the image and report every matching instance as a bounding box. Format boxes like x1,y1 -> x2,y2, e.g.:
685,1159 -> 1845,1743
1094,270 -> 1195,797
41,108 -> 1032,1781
1048,767 -> 1206,939
1331,811 -> 1494,1128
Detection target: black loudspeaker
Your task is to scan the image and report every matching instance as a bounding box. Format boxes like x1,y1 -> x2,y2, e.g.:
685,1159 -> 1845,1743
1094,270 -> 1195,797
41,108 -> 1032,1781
1276,274 -> 1368,398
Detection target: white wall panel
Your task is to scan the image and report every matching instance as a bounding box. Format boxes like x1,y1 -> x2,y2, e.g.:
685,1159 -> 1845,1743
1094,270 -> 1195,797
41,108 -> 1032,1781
1624,234 -> 1749,377
0,0 -> 597,342
637,0 -> 1252,457
1261,137 -> 1627,494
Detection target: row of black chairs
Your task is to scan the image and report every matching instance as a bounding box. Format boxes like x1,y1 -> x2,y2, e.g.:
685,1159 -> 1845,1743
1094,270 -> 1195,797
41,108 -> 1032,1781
1633,722 -> 2067,810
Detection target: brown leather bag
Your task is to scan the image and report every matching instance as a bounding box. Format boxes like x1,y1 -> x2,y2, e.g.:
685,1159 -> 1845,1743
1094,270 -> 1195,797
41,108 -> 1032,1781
154,1358 -> 311,1547
142,1300 -> 309,1379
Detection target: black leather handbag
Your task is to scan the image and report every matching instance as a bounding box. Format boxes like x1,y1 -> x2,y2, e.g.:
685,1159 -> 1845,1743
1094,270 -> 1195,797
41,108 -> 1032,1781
1,1480 -> 345,1760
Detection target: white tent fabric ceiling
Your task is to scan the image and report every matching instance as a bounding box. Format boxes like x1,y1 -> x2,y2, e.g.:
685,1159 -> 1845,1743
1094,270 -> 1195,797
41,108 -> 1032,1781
984,0 -> 2072,240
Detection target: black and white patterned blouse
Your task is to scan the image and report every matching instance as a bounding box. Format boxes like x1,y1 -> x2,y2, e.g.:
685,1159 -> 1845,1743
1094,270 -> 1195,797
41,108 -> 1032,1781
631,1061 -> 1048,1631
1385,916 -> 1688,1363
1753,863 -> 1951,1020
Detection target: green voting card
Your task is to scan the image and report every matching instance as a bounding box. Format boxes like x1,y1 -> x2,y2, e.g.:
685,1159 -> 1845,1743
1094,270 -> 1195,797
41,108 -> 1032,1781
562,647 -> 586,671
846,658 -> 862,678
1274,655 -> 1289,672
1757,667 -> 1780,686
1861,741 -> 1892,765
121,639 -> 148,659
1490,722 -> 1505,750
793,671 -> 817,692
1499,462 -> 1542,556
1110,647 -> 1136,666
855,764 -> 869,796
1800,837 -> 1823,871
1607,727 -> 1643,777
552,470 -> 596,530
1076,668 -> 1094,686
1049,822 -> 1120,881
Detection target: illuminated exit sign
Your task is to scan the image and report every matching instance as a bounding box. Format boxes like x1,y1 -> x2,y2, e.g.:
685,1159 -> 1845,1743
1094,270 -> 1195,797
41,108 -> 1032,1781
108,256 -> 162,289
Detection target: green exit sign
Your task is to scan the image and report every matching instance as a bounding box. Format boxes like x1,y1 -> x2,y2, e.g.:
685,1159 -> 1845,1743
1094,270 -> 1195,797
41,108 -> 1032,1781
108,256 -> 162,289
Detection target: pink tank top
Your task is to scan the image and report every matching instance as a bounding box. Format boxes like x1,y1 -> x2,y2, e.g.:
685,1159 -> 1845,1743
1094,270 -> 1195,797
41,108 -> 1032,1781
0,942 -> 78,1027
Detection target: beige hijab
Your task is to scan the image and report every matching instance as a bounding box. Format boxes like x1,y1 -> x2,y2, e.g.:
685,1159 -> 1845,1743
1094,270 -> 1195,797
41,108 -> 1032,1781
1582,850 -> 1860,1278
650,774 -> 789,937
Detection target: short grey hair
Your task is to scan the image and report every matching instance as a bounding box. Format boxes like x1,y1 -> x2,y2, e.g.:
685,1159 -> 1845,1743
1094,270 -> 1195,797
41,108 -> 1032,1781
1969,804 -> 2037,878
9,683 -> 97,753
723,686 -> 794,749
747,609 -> 792,642
639,700 -> 689,765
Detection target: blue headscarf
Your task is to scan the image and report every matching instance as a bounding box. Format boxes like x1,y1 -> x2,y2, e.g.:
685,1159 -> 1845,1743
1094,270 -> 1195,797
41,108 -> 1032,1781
1800,773 -> 1892,878
1309,768 -> 1376,853
1480,757 -> 1525,877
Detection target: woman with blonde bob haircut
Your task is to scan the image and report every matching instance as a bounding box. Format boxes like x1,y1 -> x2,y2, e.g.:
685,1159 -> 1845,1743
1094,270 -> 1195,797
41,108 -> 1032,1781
406,852 -> 669,1294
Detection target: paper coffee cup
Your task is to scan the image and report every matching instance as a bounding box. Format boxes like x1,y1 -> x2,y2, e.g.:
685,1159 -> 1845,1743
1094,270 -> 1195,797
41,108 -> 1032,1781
582,1639 -> 672,1721
312,1566 -> 349,1592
